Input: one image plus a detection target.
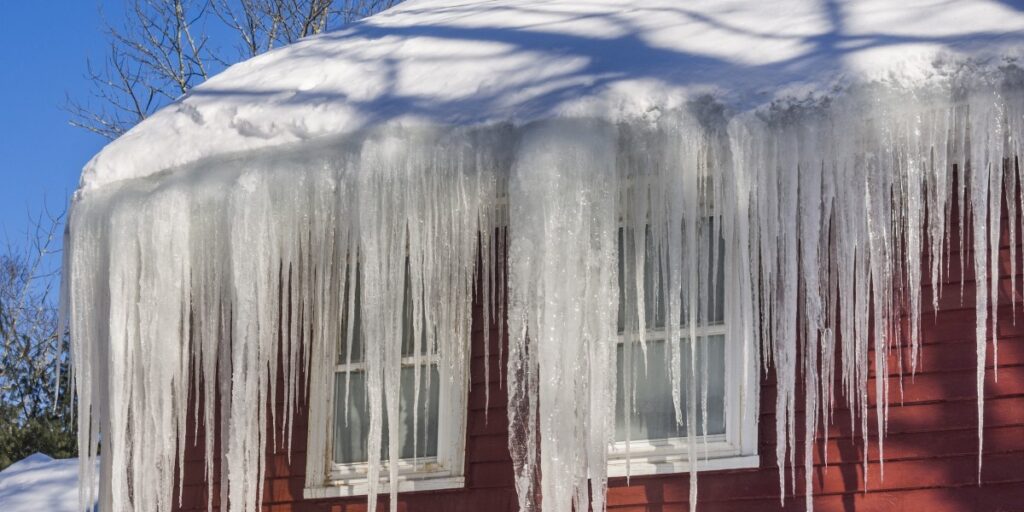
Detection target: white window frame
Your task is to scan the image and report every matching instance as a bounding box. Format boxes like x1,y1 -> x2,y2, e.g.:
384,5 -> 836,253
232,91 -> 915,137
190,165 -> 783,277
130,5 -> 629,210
304,326 -> 469,499
608,254 -> 758,477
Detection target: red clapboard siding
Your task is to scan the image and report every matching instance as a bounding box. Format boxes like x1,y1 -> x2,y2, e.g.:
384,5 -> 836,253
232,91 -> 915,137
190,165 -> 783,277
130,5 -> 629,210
174,205 -> 1024,512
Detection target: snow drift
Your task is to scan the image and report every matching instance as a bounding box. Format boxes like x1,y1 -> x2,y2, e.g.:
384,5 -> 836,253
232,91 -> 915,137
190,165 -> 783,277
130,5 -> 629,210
63,1 -> 1024,512
0,454 -> 97,512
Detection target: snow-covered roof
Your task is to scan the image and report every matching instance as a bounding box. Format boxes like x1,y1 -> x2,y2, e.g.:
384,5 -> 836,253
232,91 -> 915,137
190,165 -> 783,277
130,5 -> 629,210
0,454 -> 97,512
80,0 -> 1024,192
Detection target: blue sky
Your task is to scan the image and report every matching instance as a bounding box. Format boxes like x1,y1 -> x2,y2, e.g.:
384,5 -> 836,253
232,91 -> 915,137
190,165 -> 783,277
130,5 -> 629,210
0,3 -> 108,243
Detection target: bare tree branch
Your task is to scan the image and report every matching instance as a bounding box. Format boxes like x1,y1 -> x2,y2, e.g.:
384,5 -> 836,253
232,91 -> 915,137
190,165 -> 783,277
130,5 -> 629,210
0,206 -> 75,469
68,1 -> 401,139
0,205 -> 65,420
65,0 -> 217,139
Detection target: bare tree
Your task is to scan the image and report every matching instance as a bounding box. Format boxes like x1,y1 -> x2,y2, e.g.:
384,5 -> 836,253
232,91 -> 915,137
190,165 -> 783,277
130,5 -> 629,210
0,208 -> 73,470
0,209 -> 64,415
66,0 -> 215,139
212,0 -> 335,56
67,0 -> 401,139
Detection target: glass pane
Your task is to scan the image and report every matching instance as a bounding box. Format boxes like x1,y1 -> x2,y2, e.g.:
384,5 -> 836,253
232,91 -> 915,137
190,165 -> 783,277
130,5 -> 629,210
337,265 -> 363,364
617,227 -> 665,331
614,335 -> 726,442
337,264 -> 433,364
617,226 -> 725,333
390,365 -> 440,460
333,370 -> 368,463
332,365 -> 441,464
399,279 -> 431,358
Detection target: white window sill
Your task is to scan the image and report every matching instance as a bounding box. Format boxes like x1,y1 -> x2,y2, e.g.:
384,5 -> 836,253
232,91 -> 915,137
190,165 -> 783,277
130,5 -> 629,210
303,474 -> 465,499
607,436 -> 759,477
607,453 -> 759,478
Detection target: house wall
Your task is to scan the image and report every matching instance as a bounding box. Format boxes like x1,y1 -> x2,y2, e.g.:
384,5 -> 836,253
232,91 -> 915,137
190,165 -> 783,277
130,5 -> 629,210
174,203 -> 1024,512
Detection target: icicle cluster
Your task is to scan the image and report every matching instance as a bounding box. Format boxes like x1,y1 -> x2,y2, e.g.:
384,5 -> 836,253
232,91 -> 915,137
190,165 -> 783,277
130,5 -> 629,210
505,78 -> 1024,511
506,120 -> 621,512
64,127 -> 502,512
66,72 -> 1024,512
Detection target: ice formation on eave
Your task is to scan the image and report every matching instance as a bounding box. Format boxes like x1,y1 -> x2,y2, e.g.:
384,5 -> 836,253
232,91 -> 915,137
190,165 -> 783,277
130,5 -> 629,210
66,128 -> 504,512
66,75 -> 1024,512
63,2 -> 1024,512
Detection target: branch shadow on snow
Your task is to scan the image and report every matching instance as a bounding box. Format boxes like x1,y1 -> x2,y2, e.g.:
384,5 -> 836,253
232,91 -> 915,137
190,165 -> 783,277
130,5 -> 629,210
184,0 -> 1024,137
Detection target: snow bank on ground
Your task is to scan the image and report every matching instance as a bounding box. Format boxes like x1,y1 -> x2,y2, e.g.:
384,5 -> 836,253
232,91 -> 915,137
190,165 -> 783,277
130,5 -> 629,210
0,454 -> 97,512
80,0 -> 1024,192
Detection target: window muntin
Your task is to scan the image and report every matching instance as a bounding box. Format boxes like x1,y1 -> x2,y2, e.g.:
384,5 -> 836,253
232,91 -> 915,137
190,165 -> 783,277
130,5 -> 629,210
610,226 -> 756,474
305,265 -> 468,498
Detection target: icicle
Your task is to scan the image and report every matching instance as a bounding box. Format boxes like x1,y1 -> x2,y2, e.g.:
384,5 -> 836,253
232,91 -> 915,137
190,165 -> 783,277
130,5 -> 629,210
507,119 -> 620,512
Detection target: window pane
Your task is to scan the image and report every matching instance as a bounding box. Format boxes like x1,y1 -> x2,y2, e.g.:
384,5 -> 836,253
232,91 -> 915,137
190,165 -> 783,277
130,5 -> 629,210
336,267 -> 432,365
617,227 -> 665,331
617,227 -> 726,333
332,365 -> 441,464
614,335 -> 726,442
337,321 -> 364,364
391,365 -> 440,460
337,266 -> 363,364
333,370 -> 368,463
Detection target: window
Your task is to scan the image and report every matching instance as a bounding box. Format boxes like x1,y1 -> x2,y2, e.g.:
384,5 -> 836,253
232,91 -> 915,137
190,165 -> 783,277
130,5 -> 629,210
608,228 -> 758,477
304,269 -> 468,498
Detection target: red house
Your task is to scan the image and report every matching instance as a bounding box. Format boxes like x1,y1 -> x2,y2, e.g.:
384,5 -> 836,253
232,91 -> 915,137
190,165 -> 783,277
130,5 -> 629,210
64,1 -> 1024,512
164,202 -> 1024,512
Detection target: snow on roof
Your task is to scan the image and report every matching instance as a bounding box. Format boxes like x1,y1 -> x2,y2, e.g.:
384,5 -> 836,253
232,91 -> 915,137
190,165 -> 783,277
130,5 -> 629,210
0,454 -> 97,512
81,0 -> 1024,191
